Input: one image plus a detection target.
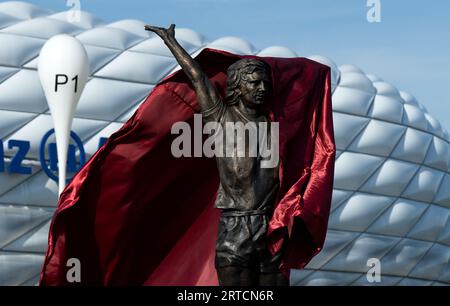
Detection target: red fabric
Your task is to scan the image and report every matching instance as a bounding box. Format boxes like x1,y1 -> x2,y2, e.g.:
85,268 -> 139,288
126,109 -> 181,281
40,48 -> 336,286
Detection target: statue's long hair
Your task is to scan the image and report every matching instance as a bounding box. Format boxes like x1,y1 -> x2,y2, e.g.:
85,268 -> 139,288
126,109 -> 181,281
225,59 -> 270,106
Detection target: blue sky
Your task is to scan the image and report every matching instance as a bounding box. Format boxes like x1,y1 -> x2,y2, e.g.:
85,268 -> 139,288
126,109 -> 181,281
24,0 -> 450,131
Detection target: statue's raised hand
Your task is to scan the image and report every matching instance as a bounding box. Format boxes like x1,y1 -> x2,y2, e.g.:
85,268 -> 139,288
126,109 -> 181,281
144,24 -> 175,39
145,22 -> 220,125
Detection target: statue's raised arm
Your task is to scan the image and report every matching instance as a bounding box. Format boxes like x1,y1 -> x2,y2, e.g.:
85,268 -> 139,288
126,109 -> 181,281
144,24 -> 221,112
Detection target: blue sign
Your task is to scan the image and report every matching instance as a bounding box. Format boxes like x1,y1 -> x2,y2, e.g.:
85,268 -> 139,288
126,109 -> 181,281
0,129 -> 108,183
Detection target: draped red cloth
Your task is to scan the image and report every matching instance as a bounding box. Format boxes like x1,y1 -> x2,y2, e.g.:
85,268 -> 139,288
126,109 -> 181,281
40,48 -> 336,286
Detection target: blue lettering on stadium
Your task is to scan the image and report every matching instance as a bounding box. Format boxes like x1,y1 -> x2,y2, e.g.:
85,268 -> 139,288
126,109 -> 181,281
0,129 -> 108,182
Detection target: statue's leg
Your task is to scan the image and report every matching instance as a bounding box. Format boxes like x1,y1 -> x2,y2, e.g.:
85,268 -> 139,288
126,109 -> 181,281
217,266 -> 258,286
215,212 -> 258,286
253,213 -> 290,286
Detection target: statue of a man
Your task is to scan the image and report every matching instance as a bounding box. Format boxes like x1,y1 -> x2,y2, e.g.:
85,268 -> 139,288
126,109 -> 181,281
145,24 -> 288,286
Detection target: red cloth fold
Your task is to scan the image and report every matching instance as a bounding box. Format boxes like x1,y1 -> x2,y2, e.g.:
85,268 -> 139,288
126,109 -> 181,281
40,48 -> 336,286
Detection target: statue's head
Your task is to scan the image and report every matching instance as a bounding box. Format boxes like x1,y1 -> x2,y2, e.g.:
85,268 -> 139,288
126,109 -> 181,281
225,59 -> 271,108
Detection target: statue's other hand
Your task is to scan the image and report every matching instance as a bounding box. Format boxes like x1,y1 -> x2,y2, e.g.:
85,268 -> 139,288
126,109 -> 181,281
144,24 -> 176,39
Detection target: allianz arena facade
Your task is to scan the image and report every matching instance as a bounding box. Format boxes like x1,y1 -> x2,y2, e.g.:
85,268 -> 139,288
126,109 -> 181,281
0,1 -> 449,286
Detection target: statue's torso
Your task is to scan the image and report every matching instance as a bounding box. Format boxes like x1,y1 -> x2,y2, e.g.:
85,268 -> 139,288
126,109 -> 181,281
204,102 -> 279,211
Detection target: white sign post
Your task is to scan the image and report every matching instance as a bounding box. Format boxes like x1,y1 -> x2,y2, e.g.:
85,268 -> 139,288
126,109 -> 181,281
38,34 -> 89,196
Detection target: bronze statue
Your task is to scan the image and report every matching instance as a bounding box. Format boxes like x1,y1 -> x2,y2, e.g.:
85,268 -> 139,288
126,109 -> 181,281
144,24 -> 288,286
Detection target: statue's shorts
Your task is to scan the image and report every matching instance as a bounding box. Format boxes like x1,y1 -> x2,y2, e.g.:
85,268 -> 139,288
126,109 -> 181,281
215,208 -> 282,273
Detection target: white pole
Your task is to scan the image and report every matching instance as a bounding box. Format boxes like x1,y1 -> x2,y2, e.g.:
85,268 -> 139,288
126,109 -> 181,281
38,34 -> 89,197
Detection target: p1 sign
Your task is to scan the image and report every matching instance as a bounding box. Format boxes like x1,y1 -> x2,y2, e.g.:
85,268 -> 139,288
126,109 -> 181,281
38,34 -> 89,196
